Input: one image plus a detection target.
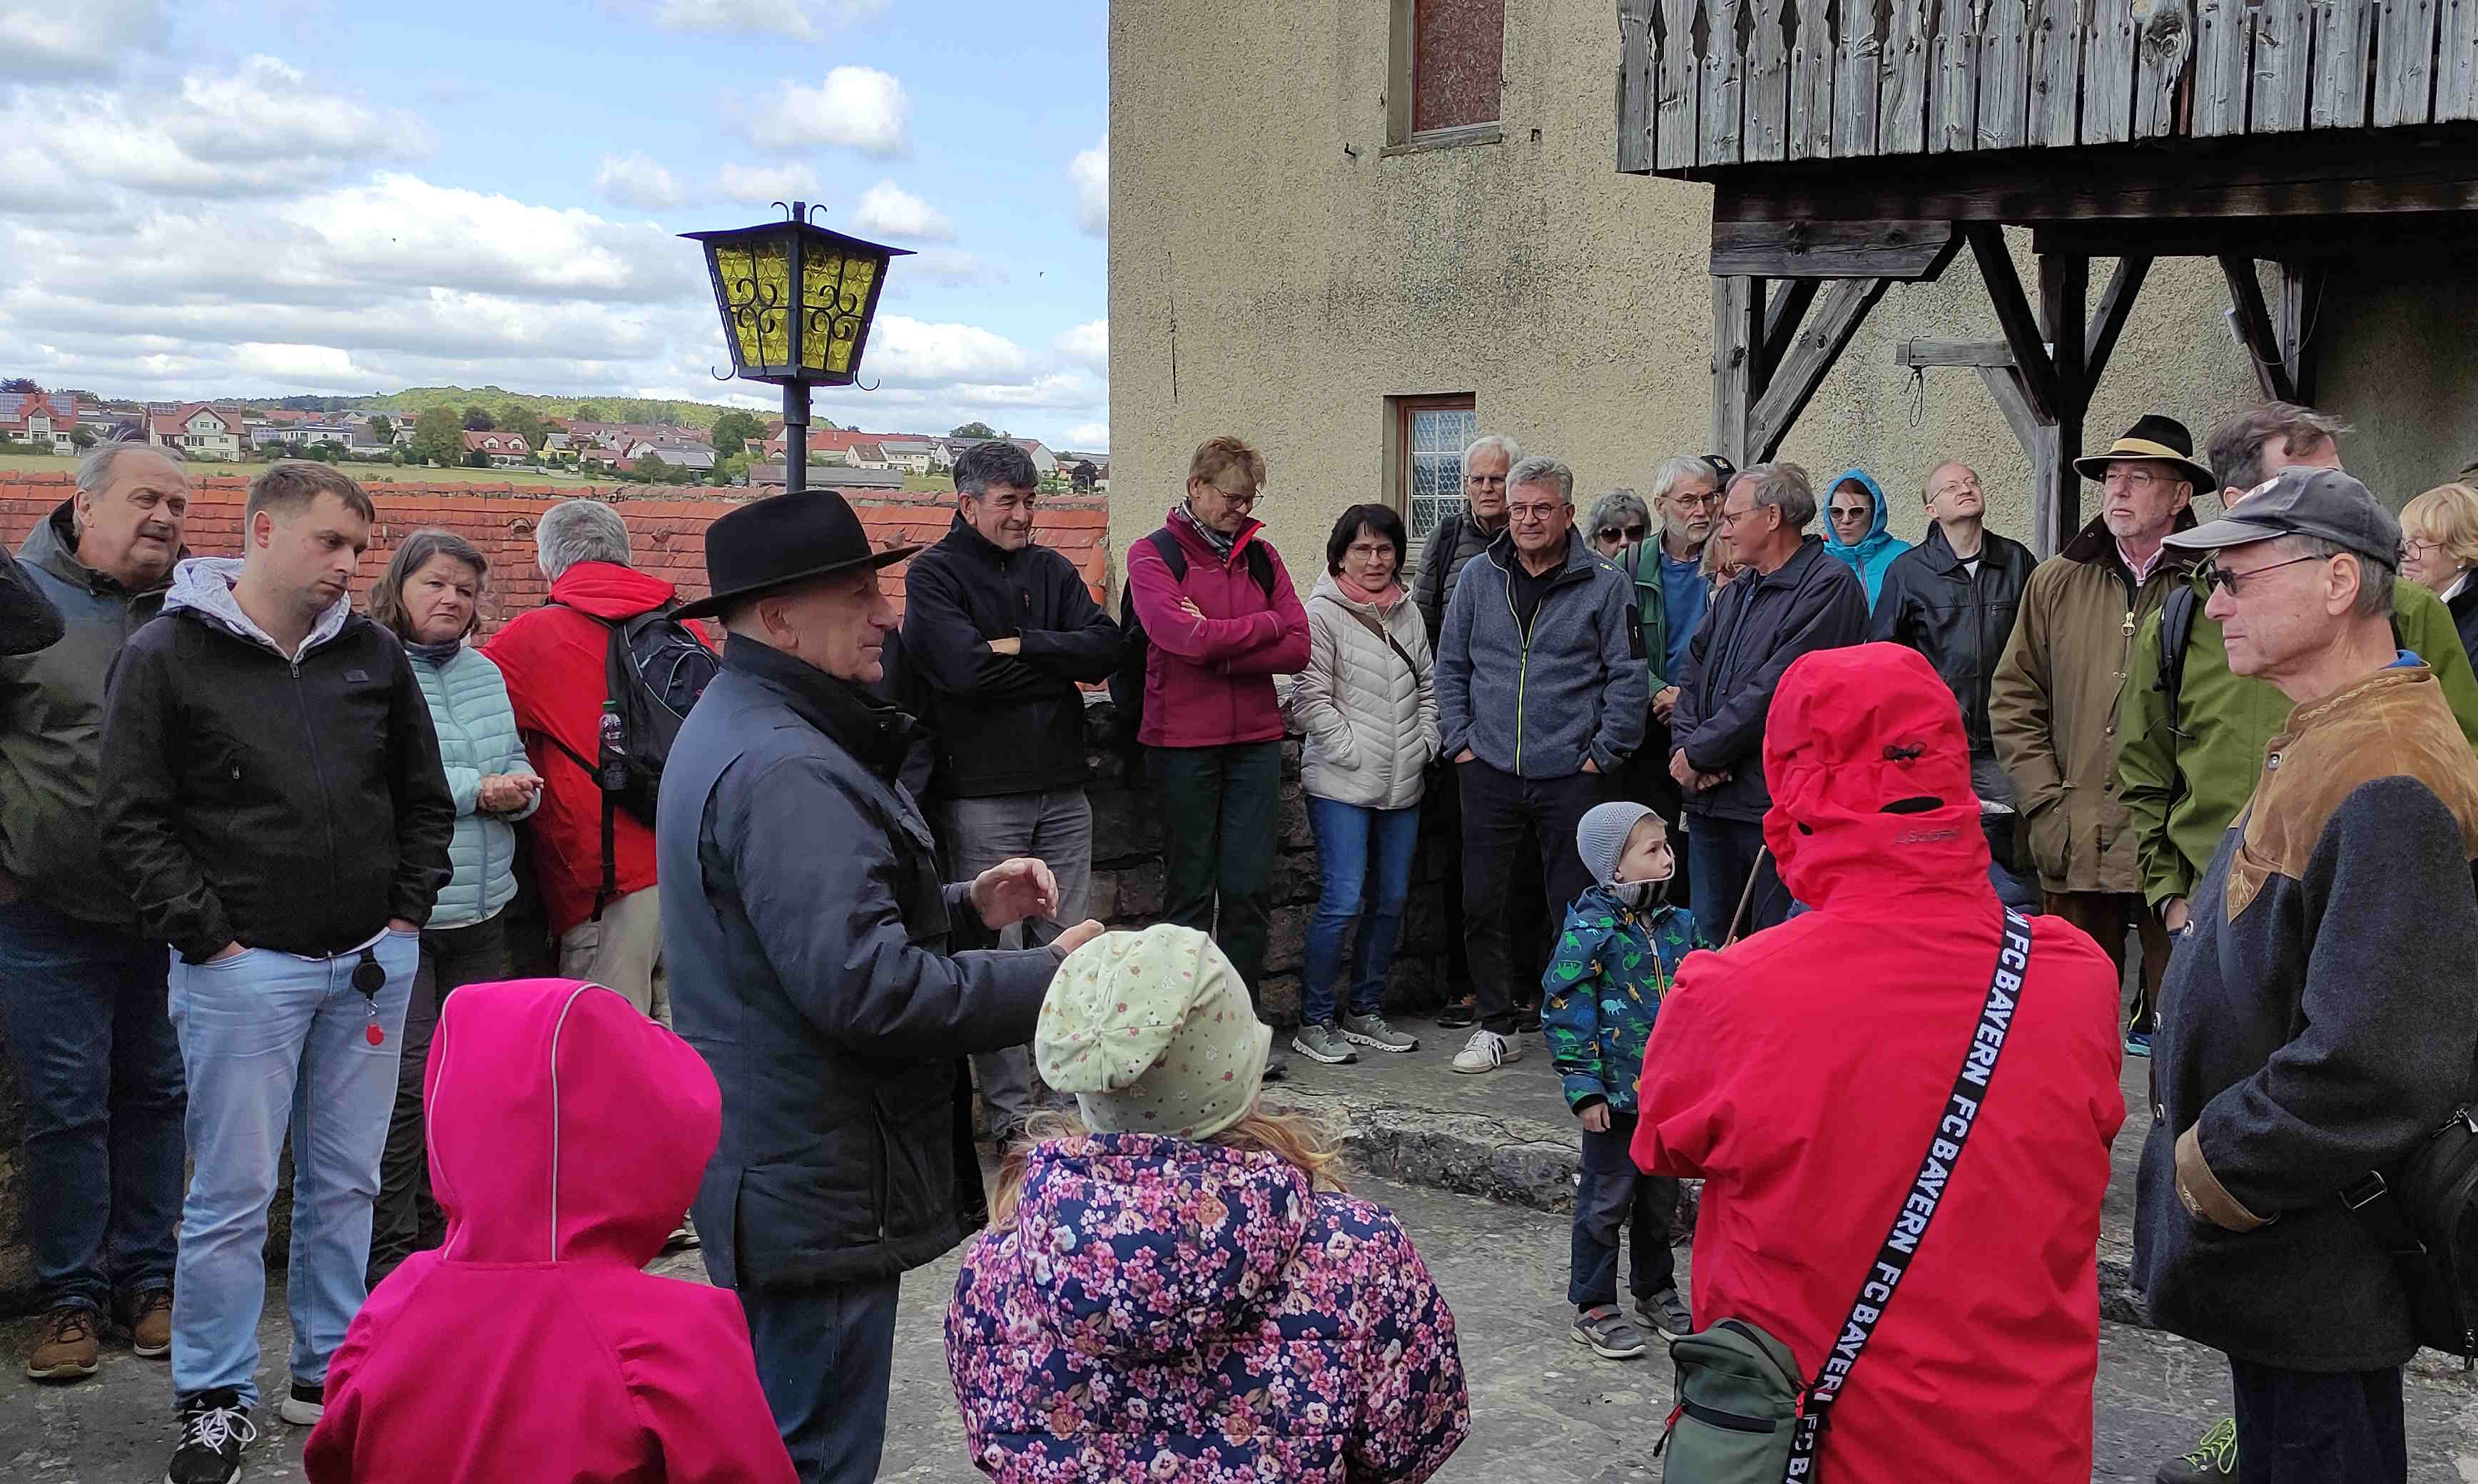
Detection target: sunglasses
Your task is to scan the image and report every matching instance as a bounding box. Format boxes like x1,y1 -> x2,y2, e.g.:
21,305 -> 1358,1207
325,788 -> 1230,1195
2200,552 -> 2325,596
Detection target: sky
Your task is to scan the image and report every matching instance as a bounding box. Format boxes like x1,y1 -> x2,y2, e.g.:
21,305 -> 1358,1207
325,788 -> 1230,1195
0,0 -> 1112,448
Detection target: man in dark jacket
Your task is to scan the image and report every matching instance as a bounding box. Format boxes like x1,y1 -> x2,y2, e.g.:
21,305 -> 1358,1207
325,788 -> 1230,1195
898,439 -> 1117,1140
1670,462 -> 1869,936
0,444 -> 191,1388
1868,460 -> 2038,905
99,462 -> 455,1484
1436,456 -> 1646,1075
2136,467 -> 2478,1483
659,491 -> 1099,1484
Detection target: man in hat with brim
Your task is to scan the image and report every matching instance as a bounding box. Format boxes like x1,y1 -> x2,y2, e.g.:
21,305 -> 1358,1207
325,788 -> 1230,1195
655,490 -> 1105,1484
2134,465 -> 2478,1484
1991,415 -> 2210,1052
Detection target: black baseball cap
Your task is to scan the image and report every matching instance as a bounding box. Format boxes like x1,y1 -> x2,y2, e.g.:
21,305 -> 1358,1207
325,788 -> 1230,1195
2163,466 -> 2400,570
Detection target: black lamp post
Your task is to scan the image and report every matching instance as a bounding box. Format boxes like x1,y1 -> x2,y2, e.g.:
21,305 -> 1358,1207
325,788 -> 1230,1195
684,203 -> 910,495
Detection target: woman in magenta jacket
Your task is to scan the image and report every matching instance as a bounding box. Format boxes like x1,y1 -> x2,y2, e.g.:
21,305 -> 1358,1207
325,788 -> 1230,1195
1123,435 -> 1310,1071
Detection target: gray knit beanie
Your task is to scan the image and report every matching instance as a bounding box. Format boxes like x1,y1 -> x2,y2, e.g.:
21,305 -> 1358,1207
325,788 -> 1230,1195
1576,801 -> 1660,888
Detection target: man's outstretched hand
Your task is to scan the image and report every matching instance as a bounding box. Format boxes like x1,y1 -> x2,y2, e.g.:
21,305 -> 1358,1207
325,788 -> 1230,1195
970,857 -> 1060,930
1052,919 -> 1106,956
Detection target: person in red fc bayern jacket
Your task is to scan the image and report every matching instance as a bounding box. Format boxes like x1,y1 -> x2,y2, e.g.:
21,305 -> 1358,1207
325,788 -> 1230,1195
1632,643 -> 2124,1484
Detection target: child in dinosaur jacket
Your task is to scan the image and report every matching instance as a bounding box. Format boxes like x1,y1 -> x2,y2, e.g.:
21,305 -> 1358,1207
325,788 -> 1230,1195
1543,801 -> 1701,1361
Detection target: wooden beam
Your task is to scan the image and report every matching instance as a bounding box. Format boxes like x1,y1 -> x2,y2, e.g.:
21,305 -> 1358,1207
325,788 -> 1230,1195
1757,279 -> 1822,387
1710,219 -> 1962,279
1966,225 -> 2062,422
2217,254 -> 2297,401
1895,339 -> 2023,367
1618,0 -> 1656,173
1712,275 -> 1764,467
2278,262 -> 2326,405
1748,276 -> 1891,459
2040,253 -> 2089,548
1978,365 -> 2070,555
2083,254 -> 2152,387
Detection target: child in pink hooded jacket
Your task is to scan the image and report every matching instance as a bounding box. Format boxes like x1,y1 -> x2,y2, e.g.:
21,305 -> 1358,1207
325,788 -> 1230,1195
305,978 -> 794,1484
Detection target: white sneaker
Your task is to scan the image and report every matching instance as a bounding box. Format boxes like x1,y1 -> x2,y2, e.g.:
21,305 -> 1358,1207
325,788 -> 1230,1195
1451,1028 -> 1520,1074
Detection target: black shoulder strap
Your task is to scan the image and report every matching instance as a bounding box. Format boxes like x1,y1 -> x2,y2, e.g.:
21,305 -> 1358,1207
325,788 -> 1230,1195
1786,908 -> 2035,1473
1243,540 -> 1276,600
2156,584 -> 2198,715
1145,528 -> 1187,582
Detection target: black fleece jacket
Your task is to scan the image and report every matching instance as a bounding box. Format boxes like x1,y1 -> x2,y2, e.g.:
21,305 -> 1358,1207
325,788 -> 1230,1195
99,602 -> 455,962
897,517 -> 1119,799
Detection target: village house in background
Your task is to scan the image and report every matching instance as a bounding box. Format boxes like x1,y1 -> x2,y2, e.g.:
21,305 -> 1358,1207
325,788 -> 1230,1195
0,392 -> 80,454
1109,0 -> 2478,574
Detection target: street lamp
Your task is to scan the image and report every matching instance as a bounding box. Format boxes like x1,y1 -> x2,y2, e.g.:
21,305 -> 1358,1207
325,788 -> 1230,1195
684,202 -> 910,495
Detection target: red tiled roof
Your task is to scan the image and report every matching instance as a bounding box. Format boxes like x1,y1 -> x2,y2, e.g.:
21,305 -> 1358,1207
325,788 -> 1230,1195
0,392 -> 76,431
148,403 -> 243,439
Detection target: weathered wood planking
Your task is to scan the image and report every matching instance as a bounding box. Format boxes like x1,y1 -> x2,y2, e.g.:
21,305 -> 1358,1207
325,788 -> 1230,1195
1655,0 -> 1705,168
1836,0 -> 1886,152
2444,0 -> 2478,120
1881,0 -> 1936,149
2251,0 -> 2312,130
1790,0 -> 1839,157
2028,0 -> 2087,144
1931,0 -> 1984,151
2082,0 -> 2140,141
1620,0 -> 1656,171
2312,0 -> 2377,128
1702,0 -> 1752,165
2376,0 -> 2442,125
1712,276 -> 1764,464
1981,0 -> 2037,146
1747,0 -> 1797,159
2190,0 -> 2252,133
2133,0 -> 2194,137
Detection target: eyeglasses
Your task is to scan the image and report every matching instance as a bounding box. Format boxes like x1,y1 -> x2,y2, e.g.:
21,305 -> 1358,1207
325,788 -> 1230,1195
1666,489 -> 1721,511
1829,506 -> 1872,522
1466,472 -> 1508,488
2201,552 -> 2325,596
1614,524 -> 1647,542
1203,483 -> 1259,507
2403,539 -> 2442,561
2103,467 -> 2181,493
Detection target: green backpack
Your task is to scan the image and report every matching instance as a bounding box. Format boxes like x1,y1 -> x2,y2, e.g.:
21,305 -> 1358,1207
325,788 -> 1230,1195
1655,908 -> 2036,1481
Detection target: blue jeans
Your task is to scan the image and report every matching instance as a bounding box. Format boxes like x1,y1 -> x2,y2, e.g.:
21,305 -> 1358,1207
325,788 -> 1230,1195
1303,797 -> 1421,1025
0,897 -> 186,1313
1687,814 -> 1791,942
741,1277 -> 903,1484
1569,1111 -> 1679,1308
166,930 -> 415,1406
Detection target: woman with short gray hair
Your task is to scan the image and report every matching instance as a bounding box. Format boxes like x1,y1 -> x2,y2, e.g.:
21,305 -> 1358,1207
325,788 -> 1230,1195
1584,489 -> 1652,556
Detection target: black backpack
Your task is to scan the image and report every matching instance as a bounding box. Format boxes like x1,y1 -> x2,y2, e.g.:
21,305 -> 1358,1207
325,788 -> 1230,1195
1109,529 -> 1275,751
2346,1106 -> 2478,1363
545,605 -> 722,917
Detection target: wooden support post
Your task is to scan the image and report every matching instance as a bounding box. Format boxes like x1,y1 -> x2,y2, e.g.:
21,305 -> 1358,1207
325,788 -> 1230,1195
1749,277 -> 1892,461
2217,255 -> 2297,402
2278,263 -> 2326,405
2040,254 -> 2089,547
1757,280 -> 1822,387
1979,366 -> 2066,557
1964,225 -> 2062,421
1712,275 -> 1764,468
2084,255 -> 2153,386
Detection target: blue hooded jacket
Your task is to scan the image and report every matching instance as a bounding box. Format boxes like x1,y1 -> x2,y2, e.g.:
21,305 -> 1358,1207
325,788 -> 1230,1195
1822,469 -> 1911,611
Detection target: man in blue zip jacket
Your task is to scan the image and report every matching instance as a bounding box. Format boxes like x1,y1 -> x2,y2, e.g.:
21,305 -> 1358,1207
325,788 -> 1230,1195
1436,455 -> 1645,1076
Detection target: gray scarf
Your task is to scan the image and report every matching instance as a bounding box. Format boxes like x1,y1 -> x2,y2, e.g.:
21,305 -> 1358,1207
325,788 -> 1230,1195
1174,501 -> 1238,562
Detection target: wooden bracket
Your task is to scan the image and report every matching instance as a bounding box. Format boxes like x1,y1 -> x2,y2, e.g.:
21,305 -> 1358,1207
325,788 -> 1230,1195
1748,277 -> 1891,461
1756,280 -> 1822,388
1710,220 -> 1962,280
1965,225 -> 2063,425
2084,255 -> 2153,388
2218,255 -> 2297,402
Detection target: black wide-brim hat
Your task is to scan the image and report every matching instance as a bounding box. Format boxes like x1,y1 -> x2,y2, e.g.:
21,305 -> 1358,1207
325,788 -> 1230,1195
671,489 -> 919,621
2071,413 -> 2218,492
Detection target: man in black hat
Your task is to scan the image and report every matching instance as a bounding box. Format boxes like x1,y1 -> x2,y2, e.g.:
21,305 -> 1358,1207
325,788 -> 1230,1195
656,490 -> 1102,1484
2135,465 -> 2478,1484
1990,413 -> 2205,1056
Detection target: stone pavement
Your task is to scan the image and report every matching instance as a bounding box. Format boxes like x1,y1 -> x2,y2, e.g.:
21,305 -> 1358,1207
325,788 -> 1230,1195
6,1173 -> 2474,1483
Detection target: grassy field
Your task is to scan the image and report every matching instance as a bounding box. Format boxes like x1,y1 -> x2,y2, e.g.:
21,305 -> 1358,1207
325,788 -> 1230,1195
0,450 -> 973,496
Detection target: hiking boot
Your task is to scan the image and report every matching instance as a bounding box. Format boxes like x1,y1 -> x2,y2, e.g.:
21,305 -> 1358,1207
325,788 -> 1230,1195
1450,1028 -> 1520,1074
1340,1012 -> 1418,1053
26,1303 -> 100,1382
2126,1030 -> 2155,1058
1291,1022 -> 1357,1064
167,1388 -> 256,1484
1515,1004 -> 1543,1034
1433,996 -> 1478,1030
122,1288 -> 173,1359
278,1378 -> 323,1426
1635,1286 -> 1693,1337
1570,1304 -> 1648,1360
2155,1417 -> 2237,1483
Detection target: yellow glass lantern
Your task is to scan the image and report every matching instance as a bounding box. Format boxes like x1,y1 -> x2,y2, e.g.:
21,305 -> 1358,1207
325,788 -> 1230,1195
684,206 -> 910,387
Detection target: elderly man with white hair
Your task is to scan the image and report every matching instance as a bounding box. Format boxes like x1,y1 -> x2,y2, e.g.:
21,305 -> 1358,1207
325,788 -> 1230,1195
485,499 -> 717,1023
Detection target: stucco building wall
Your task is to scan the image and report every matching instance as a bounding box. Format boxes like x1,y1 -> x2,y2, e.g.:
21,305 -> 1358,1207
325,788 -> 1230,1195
1109,0 -> 2347,574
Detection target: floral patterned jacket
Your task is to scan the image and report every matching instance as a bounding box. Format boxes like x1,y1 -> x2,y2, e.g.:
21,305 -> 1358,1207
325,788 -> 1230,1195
1540,888 -> 1700,1114
945,1132 -> 1471,1483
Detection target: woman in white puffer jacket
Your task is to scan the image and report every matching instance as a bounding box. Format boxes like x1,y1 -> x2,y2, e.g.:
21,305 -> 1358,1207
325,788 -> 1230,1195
1284,503 -> 1439,1067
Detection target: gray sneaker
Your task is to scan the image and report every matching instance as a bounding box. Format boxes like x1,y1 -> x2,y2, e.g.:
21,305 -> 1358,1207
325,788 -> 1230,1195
1291,1022 -> 1358,1064
1339,1012 -> 1418,1053
1570,1305 -> 1648,1360
1635,1286 -> 1693,1337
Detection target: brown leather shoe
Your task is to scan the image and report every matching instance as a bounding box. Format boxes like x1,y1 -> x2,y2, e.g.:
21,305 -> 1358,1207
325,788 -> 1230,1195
26,1304 -> 100,1382
122,1289 -> 173,1359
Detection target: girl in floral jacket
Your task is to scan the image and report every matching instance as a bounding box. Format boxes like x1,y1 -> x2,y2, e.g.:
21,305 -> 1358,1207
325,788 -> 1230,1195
945,923 -> 1471,1483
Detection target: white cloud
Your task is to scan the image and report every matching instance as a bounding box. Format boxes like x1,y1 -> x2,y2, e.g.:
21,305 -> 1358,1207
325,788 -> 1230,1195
596,152 -> 686,210
1069,135 -> 1107,235
649,0 -> 887,36
0,0 -> 166,79
850,180 -> 953,241
865,315 -> 1032,387
1065,421 -> 1109,449
718,162 -> 825,203
170,56 -> 427,163
1052,318 -> 1107,370
750,66 -> 909,156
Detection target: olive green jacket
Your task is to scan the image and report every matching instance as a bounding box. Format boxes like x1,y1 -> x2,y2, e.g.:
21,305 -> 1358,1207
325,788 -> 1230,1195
2114,574 -> 2478,911
1988,517 -> 2196,894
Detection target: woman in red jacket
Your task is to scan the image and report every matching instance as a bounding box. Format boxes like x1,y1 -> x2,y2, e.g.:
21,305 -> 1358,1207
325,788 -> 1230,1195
1123,435 -> 1310,1073
1632,644 -> 2125,1483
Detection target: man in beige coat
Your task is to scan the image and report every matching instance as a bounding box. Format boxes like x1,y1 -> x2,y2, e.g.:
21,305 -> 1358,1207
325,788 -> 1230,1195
1989,415 -> 2204,1054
